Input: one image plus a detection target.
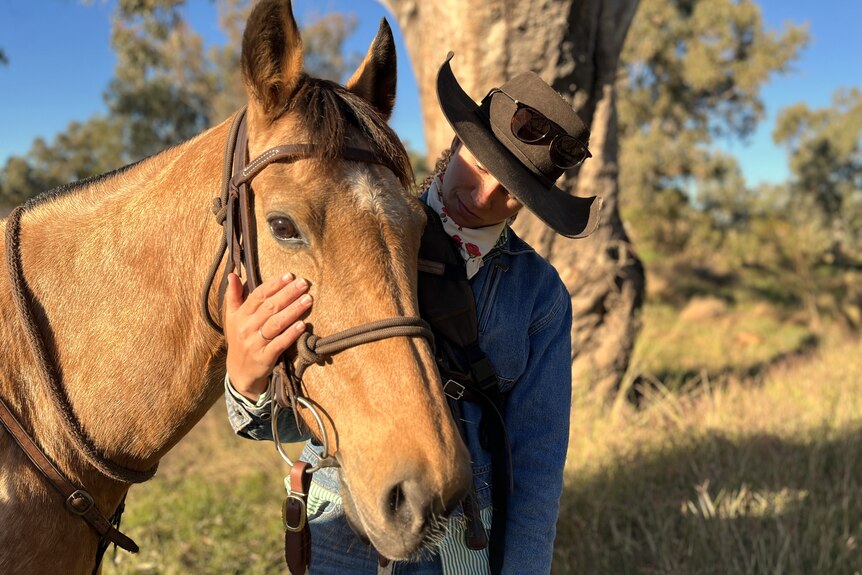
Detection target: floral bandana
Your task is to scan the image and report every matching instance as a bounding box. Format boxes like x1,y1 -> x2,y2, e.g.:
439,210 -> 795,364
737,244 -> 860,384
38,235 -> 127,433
427,176 -> 508,279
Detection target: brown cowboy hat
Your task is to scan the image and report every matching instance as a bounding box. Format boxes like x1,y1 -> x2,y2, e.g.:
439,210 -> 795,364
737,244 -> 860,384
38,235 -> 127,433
436,52 -> 602,238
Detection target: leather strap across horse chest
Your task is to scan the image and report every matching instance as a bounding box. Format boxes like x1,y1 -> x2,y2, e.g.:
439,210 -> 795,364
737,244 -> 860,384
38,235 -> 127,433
2,205 -> 150,569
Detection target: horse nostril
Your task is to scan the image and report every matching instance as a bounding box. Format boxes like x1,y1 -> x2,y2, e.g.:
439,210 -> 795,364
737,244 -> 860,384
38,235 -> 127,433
384,480 -> 430,530
388,482 -> 405,517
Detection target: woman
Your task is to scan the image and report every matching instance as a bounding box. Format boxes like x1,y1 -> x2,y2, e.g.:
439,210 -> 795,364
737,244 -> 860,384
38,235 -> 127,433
224,53 -> 600,574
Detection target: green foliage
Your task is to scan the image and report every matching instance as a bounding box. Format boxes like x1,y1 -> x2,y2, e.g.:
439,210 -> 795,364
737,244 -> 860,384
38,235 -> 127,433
0,118 -> 125,205
632,301 -> 815,385
614,0 -> 862,333
107,0 -> 215,159
619,0 -> 809,257
106,472 -> 287,574
302,12 -> 360,83
0,0 -> 362,207
774,88 -> 862,258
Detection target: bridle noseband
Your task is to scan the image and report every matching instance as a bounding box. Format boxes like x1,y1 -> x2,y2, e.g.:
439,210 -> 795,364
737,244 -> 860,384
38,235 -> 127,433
202,107 -> 434,470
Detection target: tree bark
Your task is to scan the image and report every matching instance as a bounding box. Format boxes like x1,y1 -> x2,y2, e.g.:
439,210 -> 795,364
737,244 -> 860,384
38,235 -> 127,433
381,0 -> 644,397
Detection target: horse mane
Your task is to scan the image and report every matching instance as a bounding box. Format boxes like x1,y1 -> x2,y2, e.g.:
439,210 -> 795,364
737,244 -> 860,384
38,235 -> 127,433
21,158 -> 146,210
287,75 -> 414,188
21,76 -> 412,211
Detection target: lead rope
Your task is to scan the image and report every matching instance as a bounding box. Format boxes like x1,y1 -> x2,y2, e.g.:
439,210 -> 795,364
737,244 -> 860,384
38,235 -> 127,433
269,316 -> 434,469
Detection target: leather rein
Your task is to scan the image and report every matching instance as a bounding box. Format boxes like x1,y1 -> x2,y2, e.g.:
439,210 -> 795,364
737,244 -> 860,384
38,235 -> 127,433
1,207 -> 156,556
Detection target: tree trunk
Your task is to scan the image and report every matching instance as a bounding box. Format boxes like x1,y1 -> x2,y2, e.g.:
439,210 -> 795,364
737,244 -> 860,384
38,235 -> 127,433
381,0 -> 645,397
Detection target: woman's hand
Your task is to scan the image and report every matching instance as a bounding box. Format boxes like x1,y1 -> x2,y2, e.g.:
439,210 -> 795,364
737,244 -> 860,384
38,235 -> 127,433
224,272 -> 313,401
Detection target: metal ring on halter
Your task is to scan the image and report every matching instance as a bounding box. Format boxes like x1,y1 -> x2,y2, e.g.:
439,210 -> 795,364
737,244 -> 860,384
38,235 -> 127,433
271,397 -> 337,472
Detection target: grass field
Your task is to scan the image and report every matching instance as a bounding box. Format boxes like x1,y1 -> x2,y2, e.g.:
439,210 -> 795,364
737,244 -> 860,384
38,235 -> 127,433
102,301 -> 862,575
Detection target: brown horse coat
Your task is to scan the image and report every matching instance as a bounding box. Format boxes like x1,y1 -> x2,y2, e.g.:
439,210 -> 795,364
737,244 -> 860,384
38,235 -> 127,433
0,1 -> 469,572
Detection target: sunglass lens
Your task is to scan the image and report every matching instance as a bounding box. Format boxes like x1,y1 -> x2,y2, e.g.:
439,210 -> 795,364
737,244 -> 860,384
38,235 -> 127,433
549,135 -> 589,169
511,106 -> 550,143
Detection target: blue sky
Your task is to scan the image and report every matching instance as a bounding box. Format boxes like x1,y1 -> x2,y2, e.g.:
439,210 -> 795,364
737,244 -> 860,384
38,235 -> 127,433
1,0 -> 859,187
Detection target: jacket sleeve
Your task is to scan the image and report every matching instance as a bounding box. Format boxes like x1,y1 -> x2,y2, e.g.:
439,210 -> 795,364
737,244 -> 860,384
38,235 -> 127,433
223,375 -> 310,443
501,283 -> 572,574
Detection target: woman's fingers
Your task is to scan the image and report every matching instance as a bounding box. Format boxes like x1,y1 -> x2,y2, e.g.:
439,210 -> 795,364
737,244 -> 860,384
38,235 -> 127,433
258,291 -> 313,343
251,277 -> 310,328
261,320 -> 308,362
223,272 -> 245,316
242,272 -> 296,314
223,271 -> 313,399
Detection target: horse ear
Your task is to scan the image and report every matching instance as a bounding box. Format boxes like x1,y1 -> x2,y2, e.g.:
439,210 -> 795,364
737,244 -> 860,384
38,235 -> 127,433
345,18 -> 397,121
241,0 -> 304,122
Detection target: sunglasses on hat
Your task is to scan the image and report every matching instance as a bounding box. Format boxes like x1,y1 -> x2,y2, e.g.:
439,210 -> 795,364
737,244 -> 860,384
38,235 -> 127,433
488,88 -> 592,169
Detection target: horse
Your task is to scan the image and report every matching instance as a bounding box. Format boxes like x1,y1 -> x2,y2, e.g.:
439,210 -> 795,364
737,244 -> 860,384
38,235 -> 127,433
0,1 -> 471,572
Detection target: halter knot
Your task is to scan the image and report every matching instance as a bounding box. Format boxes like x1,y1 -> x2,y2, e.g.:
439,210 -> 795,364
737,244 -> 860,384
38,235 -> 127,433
211,197 -> 228,224
296,332 -> 325,373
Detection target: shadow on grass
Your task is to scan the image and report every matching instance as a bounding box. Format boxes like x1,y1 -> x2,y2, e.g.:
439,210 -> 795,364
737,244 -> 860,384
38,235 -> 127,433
630,333 -> 821,403
554,428 -> 862,574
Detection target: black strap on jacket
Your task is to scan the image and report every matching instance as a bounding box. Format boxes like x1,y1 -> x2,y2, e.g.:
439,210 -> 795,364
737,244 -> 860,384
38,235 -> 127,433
416,201 -> 513,575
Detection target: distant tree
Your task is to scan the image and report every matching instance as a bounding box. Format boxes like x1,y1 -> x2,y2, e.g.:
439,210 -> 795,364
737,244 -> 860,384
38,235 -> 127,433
774,87 -> 862,260
0,0 -> 362,206
0,48 -> 7,65
0,118 -> 125,206
106,0 -> 215,159
742,183 -> 833,328
619,0 -> 809,257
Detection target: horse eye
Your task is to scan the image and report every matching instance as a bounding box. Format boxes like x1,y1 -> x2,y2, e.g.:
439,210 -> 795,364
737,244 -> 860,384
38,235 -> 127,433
268,216 -> 301,241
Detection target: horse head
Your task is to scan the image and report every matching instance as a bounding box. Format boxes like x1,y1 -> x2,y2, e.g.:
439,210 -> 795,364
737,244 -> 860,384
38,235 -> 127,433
235,0 -> 471,559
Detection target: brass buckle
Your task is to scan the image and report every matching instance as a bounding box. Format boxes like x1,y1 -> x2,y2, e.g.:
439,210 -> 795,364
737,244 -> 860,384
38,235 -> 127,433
282,493 -> 308,532
65,489 -> 95,516
443,379 -> 466,401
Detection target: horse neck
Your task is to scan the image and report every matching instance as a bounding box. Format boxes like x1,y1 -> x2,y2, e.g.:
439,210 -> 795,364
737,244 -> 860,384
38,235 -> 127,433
9,120 -> 231,471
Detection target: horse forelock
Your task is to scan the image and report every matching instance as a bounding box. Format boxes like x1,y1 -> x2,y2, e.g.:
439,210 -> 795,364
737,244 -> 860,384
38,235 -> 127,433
284,76 -> 414,189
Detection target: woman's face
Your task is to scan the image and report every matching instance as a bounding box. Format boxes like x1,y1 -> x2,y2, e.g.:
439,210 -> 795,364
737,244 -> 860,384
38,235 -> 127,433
439,140 -> 523,229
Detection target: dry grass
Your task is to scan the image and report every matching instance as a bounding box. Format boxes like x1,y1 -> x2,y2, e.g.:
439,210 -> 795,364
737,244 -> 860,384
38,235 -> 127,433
103,409 -> 298,575
556,329 -> 862,574
103,305 -> 862,574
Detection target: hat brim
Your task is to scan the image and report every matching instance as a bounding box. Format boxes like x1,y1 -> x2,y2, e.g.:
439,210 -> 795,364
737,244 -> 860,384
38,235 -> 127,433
436,53 -> 601,239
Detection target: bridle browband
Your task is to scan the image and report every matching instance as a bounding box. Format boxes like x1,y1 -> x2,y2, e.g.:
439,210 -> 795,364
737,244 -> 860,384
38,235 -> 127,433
201,107 -> 434,469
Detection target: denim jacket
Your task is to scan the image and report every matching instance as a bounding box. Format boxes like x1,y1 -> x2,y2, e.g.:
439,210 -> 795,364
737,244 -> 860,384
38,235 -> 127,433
225,227 -> 573,574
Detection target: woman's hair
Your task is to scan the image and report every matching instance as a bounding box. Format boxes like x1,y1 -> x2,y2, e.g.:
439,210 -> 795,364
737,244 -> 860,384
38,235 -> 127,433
418,146 -> 455,193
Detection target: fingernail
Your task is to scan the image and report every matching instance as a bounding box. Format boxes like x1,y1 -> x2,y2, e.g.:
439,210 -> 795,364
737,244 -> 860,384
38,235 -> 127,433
294,321 -> 305,331
294,278 -> 308,288
300,294 -> 312,305
282,272 -> 294,282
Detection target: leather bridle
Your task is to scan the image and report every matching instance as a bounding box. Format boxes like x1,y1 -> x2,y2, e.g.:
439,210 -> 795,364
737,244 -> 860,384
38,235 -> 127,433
203,106 -> 434,459
201,107 -> 434,572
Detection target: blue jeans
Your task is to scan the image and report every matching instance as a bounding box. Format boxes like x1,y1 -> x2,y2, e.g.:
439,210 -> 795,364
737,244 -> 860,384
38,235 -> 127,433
308,500 -> 443,574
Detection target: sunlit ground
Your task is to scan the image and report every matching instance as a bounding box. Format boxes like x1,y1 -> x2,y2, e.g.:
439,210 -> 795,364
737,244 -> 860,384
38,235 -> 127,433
103,304 -> 862,575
